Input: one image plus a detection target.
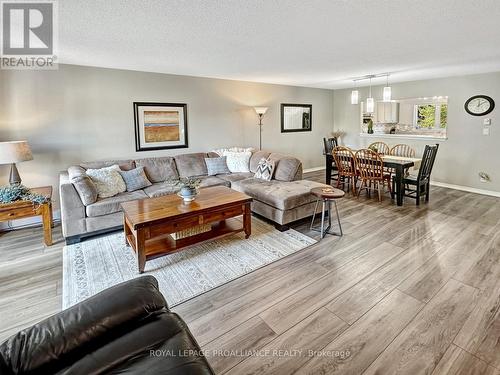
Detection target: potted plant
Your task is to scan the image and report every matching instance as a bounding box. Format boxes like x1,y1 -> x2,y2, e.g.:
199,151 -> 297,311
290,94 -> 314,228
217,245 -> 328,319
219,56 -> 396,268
171,177 -> 202,202
367,119 -> 374,134
331,129 -> 346,145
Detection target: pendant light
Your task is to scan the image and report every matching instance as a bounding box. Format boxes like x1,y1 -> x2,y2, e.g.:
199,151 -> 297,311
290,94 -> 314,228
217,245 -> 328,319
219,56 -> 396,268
366,77 -> 374,113
383,74 -> 392,102
351,80 -> 359,105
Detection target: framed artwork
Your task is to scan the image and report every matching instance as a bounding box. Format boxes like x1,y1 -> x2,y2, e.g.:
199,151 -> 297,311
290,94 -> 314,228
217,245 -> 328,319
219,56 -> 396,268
281,103 -> 312,133
133,102 -> 188,151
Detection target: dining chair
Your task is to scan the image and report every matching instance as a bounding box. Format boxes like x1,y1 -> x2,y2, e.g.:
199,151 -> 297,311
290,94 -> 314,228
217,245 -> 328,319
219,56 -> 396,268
332,146 -> 357,195
323,137 -> 339,183
368,141 -> 390,155
354,148 -> 392,202
401,144 -> 439,205
389,143 -> 416,177
390,144 -> 416,157
323,137 -> 338,154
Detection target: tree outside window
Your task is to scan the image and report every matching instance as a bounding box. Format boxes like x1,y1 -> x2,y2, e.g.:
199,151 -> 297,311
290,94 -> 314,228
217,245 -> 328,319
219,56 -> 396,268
415,104 -> 447,129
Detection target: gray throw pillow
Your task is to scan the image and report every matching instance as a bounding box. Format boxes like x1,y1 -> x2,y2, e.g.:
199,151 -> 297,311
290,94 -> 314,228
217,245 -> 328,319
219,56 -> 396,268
118,166 -> 152,192
205,156 -> 231,176
68,165 -> 98,206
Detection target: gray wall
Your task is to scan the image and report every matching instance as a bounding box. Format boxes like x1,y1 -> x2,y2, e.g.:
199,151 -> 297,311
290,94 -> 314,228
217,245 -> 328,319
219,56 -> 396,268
334,72 -> 500,193
0,64 -> 334,208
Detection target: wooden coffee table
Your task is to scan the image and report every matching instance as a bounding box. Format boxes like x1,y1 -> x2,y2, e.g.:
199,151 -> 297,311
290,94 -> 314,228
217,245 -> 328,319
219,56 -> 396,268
121,186 -> 253,273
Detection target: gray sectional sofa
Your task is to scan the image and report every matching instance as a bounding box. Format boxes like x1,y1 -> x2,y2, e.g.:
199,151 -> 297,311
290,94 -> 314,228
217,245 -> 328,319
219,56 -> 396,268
60,150 -> 329,244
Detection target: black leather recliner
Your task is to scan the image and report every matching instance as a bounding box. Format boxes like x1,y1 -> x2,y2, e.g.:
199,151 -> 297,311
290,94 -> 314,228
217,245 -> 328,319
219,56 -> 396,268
0,276 -> 214,375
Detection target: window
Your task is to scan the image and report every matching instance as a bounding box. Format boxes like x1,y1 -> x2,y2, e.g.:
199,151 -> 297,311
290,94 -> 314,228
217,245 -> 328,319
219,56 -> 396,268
414,103 -> 447,129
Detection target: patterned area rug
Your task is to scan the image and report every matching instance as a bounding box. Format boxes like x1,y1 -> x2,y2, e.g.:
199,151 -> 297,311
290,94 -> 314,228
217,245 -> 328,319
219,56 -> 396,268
62,217 -> 315,309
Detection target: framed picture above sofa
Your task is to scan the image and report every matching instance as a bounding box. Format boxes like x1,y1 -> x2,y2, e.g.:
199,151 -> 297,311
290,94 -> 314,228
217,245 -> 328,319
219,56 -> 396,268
133,102 -> 188,151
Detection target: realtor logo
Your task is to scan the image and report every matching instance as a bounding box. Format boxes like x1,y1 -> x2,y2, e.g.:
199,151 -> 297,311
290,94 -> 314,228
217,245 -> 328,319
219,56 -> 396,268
1,0 -> 58,69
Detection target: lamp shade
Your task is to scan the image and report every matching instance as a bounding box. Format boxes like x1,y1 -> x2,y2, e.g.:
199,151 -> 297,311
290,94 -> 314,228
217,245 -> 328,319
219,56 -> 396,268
254,107 -> 268,115
383,86 -> 392,102
366,98 -> 375,113
0,141 -> 33,164
351,90 -> 359,105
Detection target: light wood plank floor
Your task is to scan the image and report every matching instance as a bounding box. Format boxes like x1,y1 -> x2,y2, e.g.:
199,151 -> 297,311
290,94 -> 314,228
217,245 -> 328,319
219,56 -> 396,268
1,170 -> 499,374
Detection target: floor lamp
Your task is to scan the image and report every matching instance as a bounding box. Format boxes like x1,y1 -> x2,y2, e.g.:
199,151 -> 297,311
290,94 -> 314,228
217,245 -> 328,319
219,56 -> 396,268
254,107 -> 268,150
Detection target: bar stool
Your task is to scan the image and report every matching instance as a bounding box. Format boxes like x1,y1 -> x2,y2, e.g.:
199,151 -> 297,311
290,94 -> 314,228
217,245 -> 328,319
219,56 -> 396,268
309,186 -> 345,239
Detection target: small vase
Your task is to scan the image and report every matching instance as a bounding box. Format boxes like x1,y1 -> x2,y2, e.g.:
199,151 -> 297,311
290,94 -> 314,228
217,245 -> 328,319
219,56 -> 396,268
180,187 -> 197,202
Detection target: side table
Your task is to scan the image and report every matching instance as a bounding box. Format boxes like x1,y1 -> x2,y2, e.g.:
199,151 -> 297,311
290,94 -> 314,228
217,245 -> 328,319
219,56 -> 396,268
309,186 -> 345,239
0,186 -> 53,246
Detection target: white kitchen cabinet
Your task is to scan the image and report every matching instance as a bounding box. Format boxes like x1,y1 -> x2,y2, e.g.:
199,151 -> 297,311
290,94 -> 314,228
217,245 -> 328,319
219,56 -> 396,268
375,102 -> 400,123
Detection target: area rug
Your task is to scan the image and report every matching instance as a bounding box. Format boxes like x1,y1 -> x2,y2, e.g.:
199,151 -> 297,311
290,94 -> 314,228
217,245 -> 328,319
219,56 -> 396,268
62,217 -> 315,309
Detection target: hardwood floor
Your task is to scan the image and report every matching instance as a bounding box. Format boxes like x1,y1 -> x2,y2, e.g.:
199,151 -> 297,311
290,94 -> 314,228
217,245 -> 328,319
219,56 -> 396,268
1,169 -> 499,374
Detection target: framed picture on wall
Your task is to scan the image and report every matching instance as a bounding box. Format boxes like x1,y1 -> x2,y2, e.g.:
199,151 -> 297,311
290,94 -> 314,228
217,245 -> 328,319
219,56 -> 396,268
280,103 -> 312,133
133,102 -> 188,151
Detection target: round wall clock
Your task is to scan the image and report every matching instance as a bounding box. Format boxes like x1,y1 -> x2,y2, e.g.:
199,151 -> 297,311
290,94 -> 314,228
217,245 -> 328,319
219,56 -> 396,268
464,95 -> 495,116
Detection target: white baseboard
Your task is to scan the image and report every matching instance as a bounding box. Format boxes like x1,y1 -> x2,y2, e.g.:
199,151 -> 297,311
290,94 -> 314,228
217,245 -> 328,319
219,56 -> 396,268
0,209 -> 61,230
304,166 -> 326,173
430,181 -> 500,197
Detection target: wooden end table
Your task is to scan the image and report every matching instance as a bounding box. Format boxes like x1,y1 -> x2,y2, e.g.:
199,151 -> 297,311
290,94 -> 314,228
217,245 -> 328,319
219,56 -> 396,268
0,186 -> 53,246
121,186 -> 253,273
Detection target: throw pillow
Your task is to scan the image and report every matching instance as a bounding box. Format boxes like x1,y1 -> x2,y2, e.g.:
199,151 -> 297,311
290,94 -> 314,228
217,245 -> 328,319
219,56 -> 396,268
118,166 -> 153,192
86,165 -> 126,198
67,165 -> 98,206
205,156 -> 231,176
223,151 -> 251,173
212,147 -> 254,156
254,158 -> 275,181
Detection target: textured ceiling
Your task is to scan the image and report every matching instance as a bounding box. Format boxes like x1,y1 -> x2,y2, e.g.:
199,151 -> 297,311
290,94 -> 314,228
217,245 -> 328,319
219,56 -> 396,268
59,0 -> 500,88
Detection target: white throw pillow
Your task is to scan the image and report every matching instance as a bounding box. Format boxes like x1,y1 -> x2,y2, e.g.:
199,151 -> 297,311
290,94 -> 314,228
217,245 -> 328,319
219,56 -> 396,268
213,147 -> 254,157
223,151 -> 252,173
86,165 -> 126,198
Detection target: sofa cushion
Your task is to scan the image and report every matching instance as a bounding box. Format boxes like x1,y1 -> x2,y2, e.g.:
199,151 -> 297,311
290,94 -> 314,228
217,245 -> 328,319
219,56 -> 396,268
205,156 -> 231,176
174,153 -> 208,178
135,157 -> 178,183
68,165 -> 98,206
216,172 -> 254,184
86,190 -> 148,217
118,167 -> 152,192
143,182 -> 178,198
268,153 -> 302,182
249,150 -> 271,173
80,159 -> 135,171
231,178 -> 328,210
86,165 -> 127,199
199,176 -> 230,188
223,151 -> 251,173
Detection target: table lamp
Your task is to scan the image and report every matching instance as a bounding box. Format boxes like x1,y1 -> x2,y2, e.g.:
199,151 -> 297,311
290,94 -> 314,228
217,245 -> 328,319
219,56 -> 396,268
0,141 -> 33,185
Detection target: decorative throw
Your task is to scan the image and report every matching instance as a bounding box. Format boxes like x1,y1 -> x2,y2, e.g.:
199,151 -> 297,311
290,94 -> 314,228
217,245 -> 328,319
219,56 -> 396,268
118,166 -> 152,192
254,158 -> 275,181
205,156 -> 231,176
86,165 -> 126,198
223,150 -> 252,173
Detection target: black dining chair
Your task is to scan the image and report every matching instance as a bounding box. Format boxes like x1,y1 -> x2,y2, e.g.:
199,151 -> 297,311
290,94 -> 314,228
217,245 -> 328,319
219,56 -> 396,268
323,137 -> 339,184
401,144 -> 439,205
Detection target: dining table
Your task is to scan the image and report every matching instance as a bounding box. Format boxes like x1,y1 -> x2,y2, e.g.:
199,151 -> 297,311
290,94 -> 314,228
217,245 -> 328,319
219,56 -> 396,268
324,152 -> 422,206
